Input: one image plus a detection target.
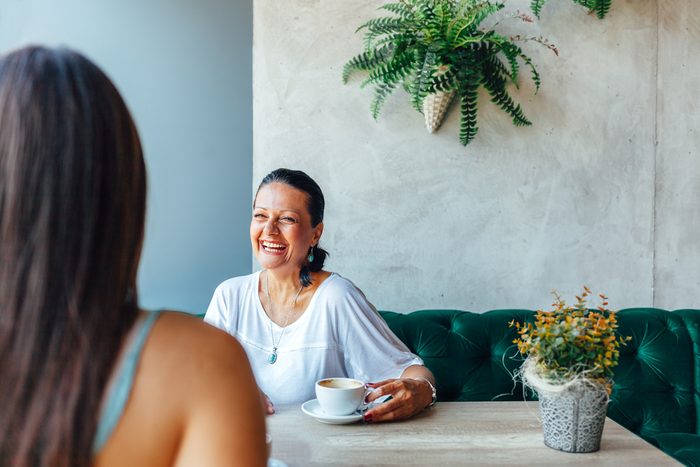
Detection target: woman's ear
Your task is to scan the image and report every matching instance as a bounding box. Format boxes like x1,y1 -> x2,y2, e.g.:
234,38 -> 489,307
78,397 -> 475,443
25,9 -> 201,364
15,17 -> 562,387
312,222 -> 324,246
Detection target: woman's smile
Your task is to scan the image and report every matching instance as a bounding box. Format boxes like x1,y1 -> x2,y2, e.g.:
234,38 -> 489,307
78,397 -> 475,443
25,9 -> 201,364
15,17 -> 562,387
260,240 -> 287,254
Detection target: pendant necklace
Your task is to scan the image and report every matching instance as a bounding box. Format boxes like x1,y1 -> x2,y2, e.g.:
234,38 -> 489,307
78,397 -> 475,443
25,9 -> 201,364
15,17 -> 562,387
264,271 -> 303,364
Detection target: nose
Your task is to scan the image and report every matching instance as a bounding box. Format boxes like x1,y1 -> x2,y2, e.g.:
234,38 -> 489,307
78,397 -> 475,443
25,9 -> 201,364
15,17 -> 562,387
263,218 -> 279,235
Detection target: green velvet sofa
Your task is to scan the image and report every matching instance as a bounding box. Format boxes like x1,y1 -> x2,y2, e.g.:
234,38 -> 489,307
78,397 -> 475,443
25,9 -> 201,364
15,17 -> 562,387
379,308 -> 700,466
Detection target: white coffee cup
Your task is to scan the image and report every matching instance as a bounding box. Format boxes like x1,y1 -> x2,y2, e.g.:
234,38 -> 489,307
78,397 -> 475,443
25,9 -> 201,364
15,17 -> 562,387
315,377 -> 366,416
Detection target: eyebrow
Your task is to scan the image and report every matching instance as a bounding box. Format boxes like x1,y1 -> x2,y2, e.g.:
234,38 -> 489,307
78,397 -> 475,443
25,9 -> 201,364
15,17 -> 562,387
253,206 -> 303,215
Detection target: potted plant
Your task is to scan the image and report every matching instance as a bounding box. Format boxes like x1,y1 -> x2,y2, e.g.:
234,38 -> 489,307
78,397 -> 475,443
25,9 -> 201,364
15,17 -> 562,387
531,0 -> 613,19
510,287 -> 630,453
342,0 -> 558,146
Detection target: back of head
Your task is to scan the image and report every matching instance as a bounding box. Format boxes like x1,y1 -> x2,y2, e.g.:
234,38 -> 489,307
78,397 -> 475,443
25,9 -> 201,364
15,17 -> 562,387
0,46 -> 146,466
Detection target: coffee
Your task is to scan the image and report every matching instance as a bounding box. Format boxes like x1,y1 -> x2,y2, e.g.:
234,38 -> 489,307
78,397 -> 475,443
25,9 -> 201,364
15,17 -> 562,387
318,379 -> 363,389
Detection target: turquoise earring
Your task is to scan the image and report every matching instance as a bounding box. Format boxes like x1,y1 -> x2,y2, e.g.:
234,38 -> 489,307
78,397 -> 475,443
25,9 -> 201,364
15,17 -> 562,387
308,246 -> 314,263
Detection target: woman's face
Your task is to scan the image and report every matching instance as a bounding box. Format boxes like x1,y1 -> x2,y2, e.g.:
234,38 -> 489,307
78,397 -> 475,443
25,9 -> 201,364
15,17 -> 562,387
251,182 -> 323,275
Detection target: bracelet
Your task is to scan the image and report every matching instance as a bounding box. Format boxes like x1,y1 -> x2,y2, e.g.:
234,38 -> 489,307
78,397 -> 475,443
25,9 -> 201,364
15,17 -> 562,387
413,377 -> 437,407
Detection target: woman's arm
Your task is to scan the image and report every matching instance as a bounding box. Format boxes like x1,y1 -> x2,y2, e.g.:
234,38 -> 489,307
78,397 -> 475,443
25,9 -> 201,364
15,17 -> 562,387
363,365 -> 436,422
173,318 -> 268,467
330,278 -> 436,423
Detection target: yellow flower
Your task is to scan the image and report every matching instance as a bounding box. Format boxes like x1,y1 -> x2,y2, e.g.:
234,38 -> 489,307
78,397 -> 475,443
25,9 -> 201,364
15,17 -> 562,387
509,287 -> 630,384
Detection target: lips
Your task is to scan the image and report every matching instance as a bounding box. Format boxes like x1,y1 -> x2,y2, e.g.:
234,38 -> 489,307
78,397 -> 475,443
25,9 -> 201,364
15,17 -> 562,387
260,240 -> 287,254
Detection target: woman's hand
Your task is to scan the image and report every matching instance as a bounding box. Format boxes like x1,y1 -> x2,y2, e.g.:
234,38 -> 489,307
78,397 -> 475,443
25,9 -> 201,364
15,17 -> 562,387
362,378 -> 433,423
260,389 -> 275,415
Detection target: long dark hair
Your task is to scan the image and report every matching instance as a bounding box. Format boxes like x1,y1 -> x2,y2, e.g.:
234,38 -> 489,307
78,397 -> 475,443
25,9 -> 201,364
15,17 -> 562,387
256,168 -> 329,287
0,46 -> 146,466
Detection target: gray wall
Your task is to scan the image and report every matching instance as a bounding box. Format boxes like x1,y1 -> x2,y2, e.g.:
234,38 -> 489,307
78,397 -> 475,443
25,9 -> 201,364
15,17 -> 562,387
254,0 -> 699,311
1,0 -> 253,313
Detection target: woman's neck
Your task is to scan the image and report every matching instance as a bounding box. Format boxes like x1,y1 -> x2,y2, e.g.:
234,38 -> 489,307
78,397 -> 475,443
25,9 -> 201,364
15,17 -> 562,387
264,268 -> 304,296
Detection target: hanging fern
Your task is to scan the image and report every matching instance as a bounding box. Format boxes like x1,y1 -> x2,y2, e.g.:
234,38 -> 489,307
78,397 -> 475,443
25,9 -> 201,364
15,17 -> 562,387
532,0 -> 613,19
343,0 -> 556,146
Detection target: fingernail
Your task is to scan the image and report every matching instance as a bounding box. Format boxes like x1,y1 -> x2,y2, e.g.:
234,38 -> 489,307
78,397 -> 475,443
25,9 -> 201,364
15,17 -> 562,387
363,413 -> 372,422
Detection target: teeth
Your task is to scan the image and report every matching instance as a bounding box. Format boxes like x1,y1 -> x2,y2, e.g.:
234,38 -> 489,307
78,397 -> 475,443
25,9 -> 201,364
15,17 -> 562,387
262,241 -> 285,249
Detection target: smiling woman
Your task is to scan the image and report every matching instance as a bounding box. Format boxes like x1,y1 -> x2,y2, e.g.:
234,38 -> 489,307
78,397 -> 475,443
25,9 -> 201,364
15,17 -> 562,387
251,178 -> 326,287
204,168 -> 437,423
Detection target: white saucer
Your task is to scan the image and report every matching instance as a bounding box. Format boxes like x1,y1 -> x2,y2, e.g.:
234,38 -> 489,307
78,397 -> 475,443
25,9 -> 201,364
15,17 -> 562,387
301,399 -> 363,425
267,458 -> 288,467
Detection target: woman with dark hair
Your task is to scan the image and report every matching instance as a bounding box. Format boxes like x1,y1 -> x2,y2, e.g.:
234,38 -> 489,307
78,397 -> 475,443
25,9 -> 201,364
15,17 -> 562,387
205,168 -> 436,422
0,46 -> 266,467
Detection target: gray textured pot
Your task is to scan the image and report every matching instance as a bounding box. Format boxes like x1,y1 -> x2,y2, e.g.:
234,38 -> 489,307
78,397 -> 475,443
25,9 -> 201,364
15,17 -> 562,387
538,383 -> 608,453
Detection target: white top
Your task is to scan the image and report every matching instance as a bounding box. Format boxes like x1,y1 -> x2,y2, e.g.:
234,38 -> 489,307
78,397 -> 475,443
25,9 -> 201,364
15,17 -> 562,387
204,271 -> 423,405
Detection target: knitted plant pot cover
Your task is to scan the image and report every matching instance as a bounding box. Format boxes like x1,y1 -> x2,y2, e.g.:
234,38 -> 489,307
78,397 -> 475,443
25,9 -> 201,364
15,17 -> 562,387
538,383 -> 608,453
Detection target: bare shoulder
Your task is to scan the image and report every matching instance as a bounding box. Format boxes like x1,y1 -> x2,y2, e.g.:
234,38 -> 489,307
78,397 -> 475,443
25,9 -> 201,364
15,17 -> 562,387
147,311 -> 260,400
96,311 -> 266,467
151,311 -> 244,355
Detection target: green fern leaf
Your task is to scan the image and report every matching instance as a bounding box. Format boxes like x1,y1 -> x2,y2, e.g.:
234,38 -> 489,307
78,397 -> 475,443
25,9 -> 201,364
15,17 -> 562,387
571,0 -> 612,18
594,0 -> 612,18
519,53 -> 541,93
537,0 -> 611,18
481,59 -> 531,126
470,2 -> 504,29
499,42 -> 522,83
342,45 -> 394,84
414,0 -> 437,22
361,17 -> 409,49
530,0 -> 547,18
433,0 -> 453,36
446,16 -> 474,45
379,2 -> 415,19
361,50 -> 418,89
485,54 -> 510,82
448,2 -> 501,46
426,69 -> 456,93
370,81 -> 398,119
357,16 -> 405,34
410,50 -> 439,112
458,83 -> 479,145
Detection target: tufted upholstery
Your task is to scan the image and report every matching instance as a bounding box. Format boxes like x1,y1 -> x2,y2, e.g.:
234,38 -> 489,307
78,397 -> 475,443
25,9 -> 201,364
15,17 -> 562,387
379,308 -> 700,465
379,309 -> 536,402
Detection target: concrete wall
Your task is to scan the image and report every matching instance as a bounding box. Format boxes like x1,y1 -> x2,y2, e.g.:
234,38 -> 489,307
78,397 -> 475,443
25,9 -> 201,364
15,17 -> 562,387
1,0 -> 253,313
254,0 -> 699,311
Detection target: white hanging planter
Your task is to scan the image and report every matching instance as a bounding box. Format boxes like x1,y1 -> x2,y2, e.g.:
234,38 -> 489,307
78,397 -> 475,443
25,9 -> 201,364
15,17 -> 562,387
422,90 -> 455,133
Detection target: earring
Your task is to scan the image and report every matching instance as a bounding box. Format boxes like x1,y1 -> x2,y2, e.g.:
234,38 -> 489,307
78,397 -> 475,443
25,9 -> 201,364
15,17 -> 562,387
308,246 -> 315,263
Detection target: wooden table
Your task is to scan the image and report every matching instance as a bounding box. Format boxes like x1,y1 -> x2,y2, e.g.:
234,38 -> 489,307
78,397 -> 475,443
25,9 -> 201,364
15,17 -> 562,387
267,401 -> 680,466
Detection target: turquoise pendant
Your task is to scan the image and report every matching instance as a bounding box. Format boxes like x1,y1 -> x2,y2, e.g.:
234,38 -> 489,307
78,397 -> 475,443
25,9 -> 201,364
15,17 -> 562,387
268,350 -> 278,364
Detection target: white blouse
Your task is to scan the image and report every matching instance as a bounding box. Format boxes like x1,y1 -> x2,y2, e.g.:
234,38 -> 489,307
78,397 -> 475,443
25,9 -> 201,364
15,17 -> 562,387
204,271 -> 423,405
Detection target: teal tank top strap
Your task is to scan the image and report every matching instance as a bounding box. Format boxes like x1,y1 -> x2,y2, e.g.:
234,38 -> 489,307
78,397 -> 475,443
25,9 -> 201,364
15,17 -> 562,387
92,310 -> 162,454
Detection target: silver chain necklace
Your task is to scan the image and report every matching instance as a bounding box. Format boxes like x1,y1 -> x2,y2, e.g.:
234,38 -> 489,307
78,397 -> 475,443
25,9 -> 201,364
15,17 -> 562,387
264,271 -> 303,364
